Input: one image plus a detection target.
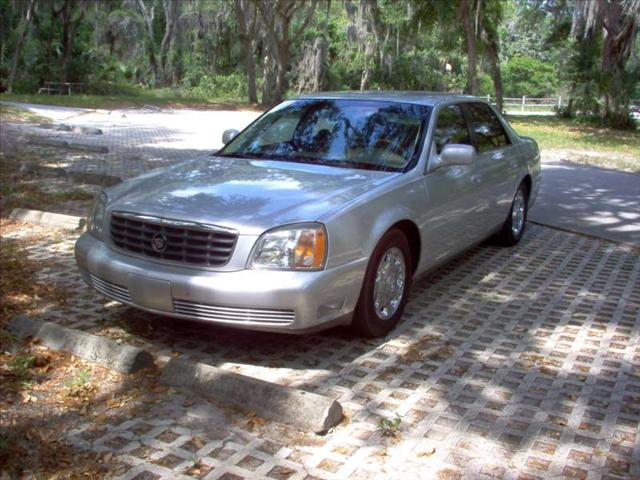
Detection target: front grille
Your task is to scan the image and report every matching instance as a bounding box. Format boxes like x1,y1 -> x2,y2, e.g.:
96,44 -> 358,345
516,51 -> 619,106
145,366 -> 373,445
173,299 -> 295,326
110,212 -> 237,267
89,274 -> 131,303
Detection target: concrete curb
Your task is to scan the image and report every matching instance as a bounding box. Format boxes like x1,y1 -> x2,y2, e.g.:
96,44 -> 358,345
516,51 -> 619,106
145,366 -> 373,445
68,171 -> 122,187
21,162 -> 123,186
7,315 -> 343,433
530,221 -> 640,252
27,135 -> 109,153
161,358 -> 343,434
8,315 -> 155,374
9,208 -> 83,230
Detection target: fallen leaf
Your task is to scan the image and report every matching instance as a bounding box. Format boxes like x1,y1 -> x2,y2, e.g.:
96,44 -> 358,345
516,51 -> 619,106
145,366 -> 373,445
375,448 -> 388,457
21,391 -> 36,403
418,447 -> 436,457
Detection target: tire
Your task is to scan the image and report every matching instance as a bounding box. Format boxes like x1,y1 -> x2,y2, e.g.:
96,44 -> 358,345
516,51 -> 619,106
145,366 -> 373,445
352,229 -> 412,337
496,182 -> 528,246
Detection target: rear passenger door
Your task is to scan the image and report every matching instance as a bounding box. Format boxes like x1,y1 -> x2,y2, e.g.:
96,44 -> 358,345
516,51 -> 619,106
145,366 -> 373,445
463,102 -> 518,233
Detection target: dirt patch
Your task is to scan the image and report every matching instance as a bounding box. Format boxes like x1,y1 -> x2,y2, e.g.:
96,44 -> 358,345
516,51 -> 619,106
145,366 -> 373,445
0,223 -> 70,328
402,334 -> 455,363
0,335 -> 140,478
0,148 -> 96,218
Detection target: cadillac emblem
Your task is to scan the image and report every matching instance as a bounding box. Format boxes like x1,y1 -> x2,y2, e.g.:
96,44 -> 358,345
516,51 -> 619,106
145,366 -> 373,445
151,233 -> 168,252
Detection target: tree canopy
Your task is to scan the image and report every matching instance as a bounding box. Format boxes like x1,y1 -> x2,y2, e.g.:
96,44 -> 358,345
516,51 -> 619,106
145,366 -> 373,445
1,0 -> 639,127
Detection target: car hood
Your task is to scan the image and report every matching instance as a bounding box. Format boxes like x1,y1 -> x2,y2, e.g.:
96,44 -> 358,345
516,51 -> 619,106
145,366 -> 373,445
107,156 -> 399,234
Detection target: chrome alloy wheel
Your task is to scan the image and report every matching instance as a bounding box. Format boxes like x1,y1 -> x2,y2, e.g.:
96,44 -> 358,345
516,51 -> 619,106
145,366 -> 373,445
511,189 -> 526,237
373,247 -> 406,320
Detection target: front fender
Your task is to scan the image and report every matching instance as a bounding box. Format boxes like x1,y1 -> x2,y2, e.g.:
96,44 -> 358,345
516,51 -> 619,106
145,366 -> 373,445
323,175 -> 425,270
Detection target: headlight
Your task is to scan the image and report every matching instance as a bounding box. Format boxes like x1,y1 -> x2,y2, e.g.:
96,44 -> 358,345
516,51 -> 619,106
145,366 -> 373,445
87,192 -> 107,239
248,223 -> 327,271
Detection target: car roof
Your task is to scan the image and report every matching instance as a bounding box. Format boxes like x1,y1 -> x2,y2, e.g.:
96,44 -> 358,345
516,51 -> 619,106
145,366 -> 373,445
295,91 -> 481,107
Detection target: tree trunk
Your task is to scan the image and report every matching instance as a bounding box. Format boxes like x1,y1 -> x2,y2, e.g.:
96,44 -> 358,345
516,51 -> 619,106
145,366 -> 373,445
257,0 -> 317,106
234,0 -> 258,103
482,22 -> 503,111
600,0 -> 636,126
572,0 -> 639,127
360,43 -> 373,91
275,20 -> 290,102
7,0 -> 37,93
459,0 -> 479,96
261,51 -> 278,106
137,0 -> 159,85
60,0 -> 86,84
159,0 -> 179,86
60,0 -> 74,83
490,56 -> 503,112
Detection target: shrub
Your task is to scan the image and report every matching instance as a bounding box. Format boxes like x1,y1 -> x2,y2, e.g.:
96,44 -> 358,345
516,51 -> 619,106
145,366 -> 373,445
503,55 -> 558,97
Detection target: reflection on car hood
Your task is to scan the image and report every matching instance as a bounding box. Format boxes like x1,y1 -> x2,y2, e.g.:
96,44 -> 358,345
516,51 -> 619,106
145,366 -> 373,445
108,156 -> 399,234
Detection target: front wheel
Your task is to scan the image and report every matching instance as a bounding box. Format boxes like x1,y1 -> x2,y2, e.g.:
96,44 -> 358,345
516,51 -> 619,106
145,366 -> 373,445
352,229 -> 412,337
496,183 -> 528,246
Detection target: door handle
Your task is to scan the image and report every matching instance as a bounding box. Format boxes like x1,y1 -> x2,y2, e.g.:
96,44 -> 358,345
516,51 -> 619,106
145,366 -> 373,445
470,174 -> 481,184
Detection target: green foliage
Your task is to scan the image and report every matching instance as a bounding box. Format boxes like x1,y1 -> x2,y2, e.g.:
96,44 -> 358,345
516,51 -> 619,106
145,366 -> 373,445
64,367 -> 91,389
0,433 -> 9,451
503,56 -> 558,97
180,70 -> 246,100
10,354 -> 35,387
379,415 -> 402,437
10,354 -> 36,377
478,73 -> 494,97
0,0 -> 637,128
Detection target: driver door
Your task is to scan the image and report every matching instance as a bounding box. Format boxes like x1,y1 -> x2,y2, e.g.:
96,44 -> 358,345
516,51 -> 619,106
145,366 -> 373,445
419,103 -> 483,269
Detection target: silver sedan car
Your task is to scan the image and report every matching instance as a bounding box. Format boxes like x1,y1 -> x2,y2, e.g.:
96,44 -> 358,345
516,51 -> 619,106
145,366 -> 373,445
75,92 -> 540,337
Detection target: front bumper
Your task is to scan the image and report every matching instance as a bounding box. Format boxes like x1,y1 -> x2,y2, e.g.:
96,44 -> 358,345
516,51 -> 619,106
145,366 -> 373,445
75,233 -> 367,333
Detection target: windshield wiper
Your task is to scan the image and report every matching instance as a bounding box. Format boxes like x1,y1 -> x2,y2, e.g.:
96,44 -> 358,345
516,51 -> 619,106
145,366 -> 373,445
216,152 -> 265,160
217,152 -> 300,163
217,152 -> 399,172
291,157 -> 399,172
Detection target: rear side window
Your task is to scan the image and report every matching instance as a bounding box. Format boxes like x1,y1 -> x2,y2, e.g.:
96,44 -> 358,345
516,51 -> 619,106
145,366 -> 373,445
432,104 -> 471,154
466,103 -> 510,153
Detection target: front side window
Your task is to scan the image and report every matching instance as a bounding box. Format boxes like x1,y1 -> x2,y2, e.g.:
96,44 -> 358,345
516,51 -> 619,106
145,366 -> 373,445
466,103 -> 510,153
432,104 -> 471,154
218,99 -> 431,172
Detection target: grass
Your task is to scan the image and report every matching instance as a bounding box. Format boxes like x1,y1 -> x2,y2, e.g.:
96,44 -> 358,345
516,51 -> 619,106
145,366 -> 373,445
508,115 -> 640,172
10,354 -> 36,385
0,103 -> 51,124
1,86 -> 258,111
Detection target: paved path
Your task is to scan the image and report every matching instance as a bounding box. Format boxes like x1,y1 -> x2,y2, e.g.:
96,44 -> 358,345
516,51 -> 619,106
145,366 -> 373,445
5,223 -> 639,479
4,101 -> 639,246
530,161 -> 640,246
2,101 -> 260,179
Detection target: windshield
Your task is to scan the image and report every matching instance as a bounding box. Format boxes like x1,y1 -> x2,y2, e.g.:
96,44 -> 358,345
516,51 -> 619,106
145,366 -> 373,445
218,99 -> 431,172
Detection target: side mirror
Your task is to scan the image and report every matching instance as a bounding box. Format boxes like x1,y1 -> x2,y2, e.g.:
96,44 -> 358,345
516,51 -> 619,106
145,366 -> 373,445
222,129 -> 239,145
440,144 -> 476,167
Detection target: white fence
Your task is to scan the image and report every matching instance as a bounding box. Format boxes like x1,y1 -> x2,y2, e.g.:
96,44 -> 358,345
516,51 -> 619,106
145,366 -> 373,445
484,96 -> 564,112
504,96 -> 563,112
492,96 -> 640,116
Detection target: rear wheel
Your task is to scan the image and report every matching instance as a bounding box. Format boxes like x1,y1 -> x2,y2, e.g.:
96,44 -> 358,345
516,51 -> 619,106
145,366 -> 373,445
496,183 -> 528,246
352,229 -> 412,337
